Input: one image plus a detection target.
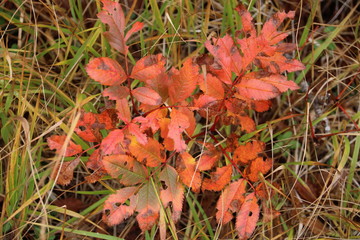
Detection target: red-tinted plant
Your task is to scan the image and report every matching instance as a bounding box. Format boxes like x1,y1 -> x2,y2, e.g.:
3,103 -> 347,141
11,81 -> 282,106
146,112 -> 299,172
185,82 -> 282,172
47,1 -> 304,239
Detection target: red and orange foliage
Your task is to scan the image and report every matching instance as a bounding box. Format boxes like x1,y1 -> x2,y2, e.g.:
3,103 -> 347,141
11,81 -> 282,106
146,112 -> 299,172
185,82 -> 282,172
47,0 -> 304,239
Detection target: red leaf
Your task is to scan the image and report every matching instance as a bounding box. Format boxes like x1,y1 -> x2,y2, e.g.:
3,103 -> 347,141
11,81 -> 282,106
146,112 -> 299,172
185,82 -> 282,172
194,95 -> 217,109
236,72 -> 299,100
201,165 -> 232,192
127,122 -> 148,144
205,34 -> 243,77
236,74 -> 278,100
86,148 -> 104,171
256,52 -> 305,73
236,4 -> 256,37
236,9 -> 304,75
160,165 -> 184,222
177,152 -> 202,193
261,11 -> 295,45
85,149 -> 107,183
168,109 -> 190,152
132,87 -> 162,105
98,0 -> 143,55
135,182 -> 161,231
216,179 -> 247,224
103,85 -> 129,101
47,135 -> 82,157
124,21 -> 144,42
53,158 -> 80,185
86,57 -> 127,86
127,122 -> 147,145
168,58 -> 201,104
131,54 -> 167,82
129,136 -> 165,167
100,129 -> 126,155
236,192 -> 260,239
103,187 -> 138,226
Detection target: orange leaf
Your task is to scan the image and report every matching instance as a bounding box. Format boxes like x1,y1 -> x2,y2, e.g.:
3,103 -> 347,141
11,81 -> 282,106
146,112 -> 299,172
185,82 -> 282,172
53,158 -> 80,185
246,157 -> 273,182
233,141 -> 265,165
129,136 -> 165,167
75,109 -> 117,142
238,115 -> 256,133
131,54 -> 166,82
135,182 -> 161,231
132,87 -> 162,105
198,154 -> 219,171
202,165 -> 232,192
252,100 -> 272,112
102,154 -> 134,177
146,71 -> 170,100
236,192 -> 260,239
198,145 -> 221,171
199,73 -> 225,100
168,58 -> 201,104
159,118 -> 174,151
103,187 -> 138,226
216,179 -> 247,224
47,135 -> 82,157
177,107 -> 196,136
115,98 -> 131,123
100,129 -> 126,155
177,152 -> 201,193
86,57 -> 127,86
102,154 -> 146,185
168,109 -> 190,152
136,108 -> 167,133
98,0 -> 143,55
160,165 -> 184,222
